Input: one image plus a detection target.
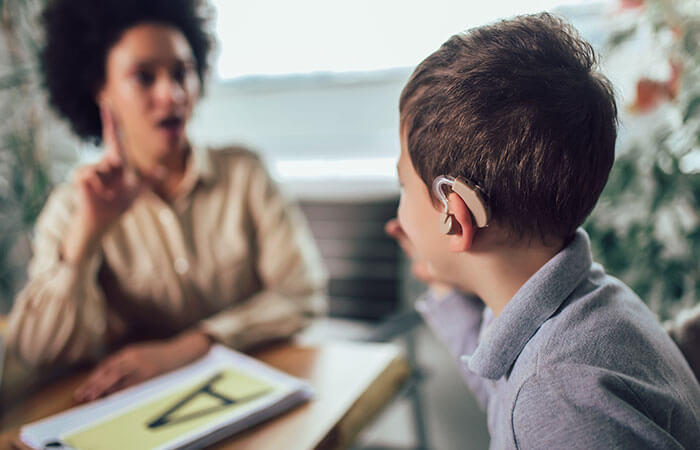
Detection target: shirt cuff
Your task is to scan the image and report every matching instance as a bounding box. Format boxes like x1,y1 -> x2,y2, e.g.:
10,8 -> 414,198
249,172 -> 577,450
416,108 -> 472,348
54,240 -> 103,287
197,315 -> 243,348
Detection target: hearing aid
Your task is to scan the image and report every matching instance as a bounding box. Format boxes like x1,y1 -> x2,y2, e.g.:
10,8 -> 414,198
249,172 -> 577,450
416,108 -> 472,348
432,175 -> 491,235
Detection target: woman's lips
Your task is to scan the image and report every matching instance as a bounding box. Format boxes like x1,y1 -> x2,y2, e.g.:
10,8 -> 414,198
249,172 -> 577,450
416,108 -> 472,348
157,117 -> 185,138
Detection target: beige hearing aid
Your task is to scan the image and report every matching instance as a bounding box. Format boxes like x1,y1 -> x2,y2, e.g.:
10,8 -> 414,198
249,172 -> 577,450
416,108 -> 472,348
440,211 -> 456,235
433,175 -> 491,234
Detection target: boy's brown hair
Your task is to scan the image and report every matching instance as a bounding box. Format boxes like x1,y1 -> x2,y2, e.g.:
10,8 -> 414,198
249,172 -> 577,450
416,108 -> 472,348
400,13 -> 617,242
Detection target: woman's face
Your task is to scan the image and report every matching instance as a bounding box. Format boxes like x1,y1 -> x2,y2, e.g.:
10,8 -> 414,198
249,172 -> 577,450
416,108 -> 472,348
98,23 -> 200,168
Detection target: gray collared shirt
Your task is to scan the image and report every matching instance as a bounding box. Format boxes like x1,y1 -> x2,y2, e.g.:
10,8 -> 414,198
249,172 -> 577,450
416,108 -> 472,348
417,229 -> 700,449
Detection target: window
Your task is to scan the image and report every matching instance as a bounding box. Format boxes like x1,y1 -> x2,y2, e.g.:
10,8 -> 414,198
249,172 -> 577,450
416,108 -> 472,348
193,0 -> 600,193
211,0 -> 590,79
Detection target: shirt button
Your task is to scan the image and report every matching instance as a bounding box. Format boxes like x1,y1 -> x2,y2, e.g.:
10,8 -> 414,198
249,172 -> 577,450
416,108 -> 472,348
174,257 -> 189,274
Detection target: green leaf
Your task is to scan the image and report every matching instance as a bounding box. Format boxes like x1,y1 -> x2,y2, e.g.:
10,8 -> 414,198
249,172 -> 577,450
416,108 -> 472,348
603,157 -> 637,198
606,26 -> 637,50
683,26 -> 699,55
684,97 -> 700,122
0,69 -> 31,90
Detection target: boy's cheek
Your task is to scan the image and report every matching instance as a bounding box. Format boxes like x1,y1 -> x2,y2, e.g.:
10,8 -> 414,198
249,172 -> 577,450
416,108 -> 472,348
397,201 -> 419,235
397,204 -> 419,250
402,221 -> 431,263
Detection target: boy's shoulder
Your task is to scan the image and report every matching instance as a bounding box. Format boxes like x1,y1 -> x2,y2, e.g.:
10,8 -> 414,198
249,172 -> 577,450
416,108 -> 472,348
508,265 -> 700,449
531,263 -> 681,373
511,359 -> 699,449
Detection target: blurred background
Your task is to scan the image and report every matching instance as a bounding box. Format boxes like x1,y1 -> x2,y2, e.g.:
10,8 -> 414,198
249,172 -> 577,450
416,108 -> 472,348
0,0 -> 697,448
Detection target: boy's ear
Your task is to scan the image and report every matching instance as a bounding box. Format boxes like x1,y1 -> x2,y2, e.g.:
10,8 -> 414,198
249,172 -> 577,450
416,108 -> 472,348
447,192 -> 476,252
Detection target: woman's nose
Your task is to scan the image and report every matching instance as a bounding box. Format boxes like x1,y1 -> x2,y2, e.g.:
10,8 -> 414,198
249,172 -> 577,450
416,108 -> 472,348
154,75 -> 186,107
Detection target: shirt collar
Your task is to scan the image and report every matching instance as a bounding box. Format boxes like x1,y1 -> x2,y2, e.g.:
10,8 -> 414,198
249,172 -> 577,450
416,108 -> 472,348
466,228 -> 593,380
191,145 -> 217,184
175,145 -> 218,197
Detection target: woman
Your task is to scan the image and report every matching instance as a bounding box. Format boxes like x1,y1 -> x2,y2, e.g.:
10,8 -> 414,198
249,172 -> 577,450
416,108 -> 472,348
6,0 -> 326,402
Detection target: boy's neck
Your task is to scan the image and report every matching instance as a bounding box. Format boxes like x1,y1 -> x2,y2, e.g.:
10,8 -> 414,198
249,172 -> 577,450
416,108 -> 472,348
461,239 -> 564,317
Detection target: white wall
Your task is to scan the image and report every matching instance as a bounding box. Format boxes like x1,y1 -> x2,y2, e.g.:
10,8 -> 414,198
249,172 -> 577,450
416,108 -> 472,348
188,68 -> 411,200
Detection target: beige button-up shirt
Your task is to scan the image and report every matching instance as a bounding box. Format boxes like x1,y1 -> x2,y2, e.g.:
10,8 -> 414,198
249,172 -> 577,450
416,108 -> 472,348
7,147 -> 327,368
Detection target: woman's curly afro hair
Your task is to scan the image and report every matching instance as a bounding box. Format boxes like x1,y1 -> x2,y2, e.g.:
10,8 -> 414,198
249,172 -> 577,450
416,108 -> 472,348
41,0 -> 213,141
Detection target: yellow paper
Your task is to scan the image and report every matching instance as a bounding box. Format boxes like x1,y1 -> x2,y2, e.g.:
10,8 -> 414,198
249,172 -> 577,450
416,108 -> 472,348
63,369 -> 276,450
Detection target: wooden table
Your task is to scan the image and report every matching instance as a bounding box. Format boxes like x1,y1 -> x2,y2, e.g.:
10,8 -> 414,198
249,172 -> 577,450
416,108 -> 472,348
0,341 -> 410,449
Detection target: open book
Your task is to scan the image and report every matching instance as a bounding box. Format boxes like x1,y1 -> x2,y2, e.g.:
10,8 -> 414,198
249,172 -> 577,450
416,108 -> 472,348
20,344 -> 314,449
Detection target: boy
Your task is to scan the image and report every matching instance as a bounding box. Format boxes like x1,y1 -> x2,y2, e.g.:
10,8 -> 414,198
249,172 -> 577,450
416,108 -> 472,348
388,13 -> 700,449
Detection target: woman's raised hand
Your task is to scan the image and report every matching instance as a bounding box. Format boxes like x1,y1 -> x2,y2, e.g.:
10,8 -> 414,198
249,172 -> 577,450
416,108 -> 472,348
61,105 -> 151,264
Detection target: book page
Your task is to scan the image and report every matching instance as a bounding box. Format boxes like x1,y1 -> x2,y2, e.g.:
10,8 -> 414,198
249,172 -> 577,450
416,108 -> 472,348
63,369 -> 276,450
21,345 -> 313,450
